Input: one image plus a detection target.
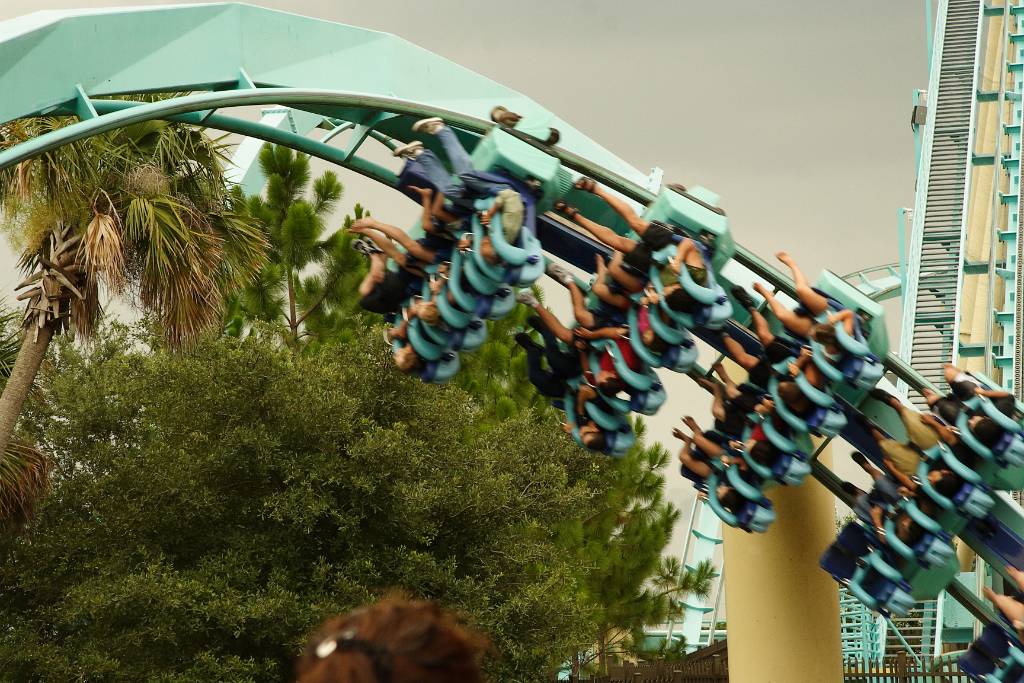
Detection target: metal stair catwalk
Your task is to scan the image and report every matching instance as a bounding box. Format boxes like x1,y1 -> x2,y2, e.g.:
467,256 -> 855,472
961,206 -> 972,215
902,0 -> 984,404
840,587 -> 884,664
883,598 -> 943,661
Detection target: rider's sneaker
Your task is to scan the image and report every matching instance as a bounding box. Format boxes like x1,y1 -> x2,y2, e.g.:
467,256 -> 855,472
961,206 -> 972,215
545,262 -> 575,285
730,285 -> 757,311
352,237 -> 382,257
392,140 -> 424,159
412,117 -> 445,135
516,290 -> 539,307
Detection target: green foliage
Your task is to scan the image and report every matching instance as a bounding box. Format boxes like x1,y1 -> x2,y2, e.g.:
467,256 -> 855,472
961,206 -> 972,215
0,325 -> 610,682
225,144 -> 371,350
571,425 -> 712,674
444,286 -> 712,670
453,294 -> 541,421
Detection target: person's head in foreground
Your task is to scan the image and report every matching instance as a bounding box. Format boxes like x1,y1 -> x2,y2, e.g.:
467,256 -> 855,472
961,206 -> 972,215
296,597 -> 488,683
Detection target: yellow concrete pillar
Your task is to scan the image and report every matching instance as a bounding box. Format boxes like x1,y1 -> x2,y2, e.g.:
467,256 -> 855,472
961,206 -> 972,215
722,446 -> 843,683
956,538 -> 977,573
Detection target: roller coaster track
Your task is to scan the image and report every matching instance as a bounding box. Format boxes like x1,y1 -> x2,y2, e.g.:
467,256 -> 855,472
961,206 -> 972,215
0,1 -> 1015,639
841,263 -> 903,303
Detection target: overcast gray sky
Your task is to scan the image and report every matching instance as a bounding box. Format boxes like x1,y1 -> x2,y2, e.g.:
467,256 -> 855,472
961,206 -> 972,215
0,1 -> 932,557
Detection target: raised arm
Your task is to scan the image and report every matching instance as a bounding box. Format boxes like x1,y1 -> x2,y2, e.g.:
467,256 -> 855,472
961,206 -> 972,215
787,347 -> 813,377
870,505 -> 886,537
682,416 -> 725,460
554,200 -> 637,253
407,186 -> 436,232
574,326 -> 629,341
669,238 -> 696,275
828,309 -> 856,335
592,272 -> 633,311
881,458 -> 918,492
919,413 -> 960,446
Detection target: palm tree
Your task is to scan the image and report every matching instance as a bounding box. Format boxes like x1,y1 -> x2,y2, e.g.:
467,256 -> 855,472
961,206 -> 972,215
0,306 -> 48,529
225,144 -> 369,351
0,115 -> 267,473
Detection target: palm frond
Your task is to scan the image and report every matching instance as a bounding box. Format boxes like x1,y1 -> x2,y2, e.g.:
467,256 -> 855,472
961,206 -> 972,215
0,308 -> 22,379
0,439 -> 50,529
82,194 -> 126,292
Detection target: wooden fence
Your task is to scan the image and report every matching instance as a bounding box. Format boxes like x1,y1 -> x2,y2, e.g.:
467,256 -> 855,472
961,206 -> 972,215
574,640 -> 728,682
843,652 -> 970,682
571,648 -> 972,682
579,660 -> 726,683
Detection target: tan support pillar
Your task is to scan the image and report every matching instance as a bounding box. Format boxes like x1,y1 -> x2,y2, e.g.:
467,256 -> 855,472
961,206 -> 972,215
956,538 -> 977,572
722,445 -> 843,683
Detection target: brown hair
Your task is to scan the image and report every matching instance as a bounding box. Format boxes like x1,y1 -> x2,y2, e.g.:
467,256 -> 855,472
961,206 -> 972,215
417,301 -> 441,326
777,380 -> 811,415
296,598 -> 489,683
810,322 -> 838,348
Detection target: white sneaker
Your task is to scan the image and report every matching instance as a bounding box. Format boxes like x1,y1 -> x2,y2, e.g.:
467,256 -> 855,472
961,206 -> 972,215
545,262 -> 574,285
516,290 -> 539,307
352,237 -> 382,257
392,141 -> 424,159
412,117 -> 445,135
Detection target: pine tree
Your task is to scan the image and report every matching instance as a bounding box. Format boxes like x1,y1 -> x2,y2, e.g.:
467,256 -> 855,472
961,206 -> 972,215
573,421 -> 715,675
224,144 -> 370,351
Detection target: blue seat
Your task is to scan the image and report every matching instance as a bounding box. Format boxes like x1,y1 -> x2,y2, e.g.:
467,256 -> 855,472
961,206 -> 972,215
392,336 -> 460,384
1002,435 -> 1024,469
915,459 -> 994,520
771,453 -> 811,486
847,552 -> 915,616
821,523 -> 873,584
882,516 -> 954,569
563,394 -> 635,458
740,420 -> 811,486
769,377 -> 847,437
417,305 -> 488,352
812,404 -> 848,437
625,306 -> 698,373
959,623 -> 1010,681
807,322 -> 883,393
839,354 -> 884,390
706,470 -> 776,533
990,646 -> 1024,683
602,381 -> 667,417
648,252 -> 733,331
589,340 -> 657,394
661,336 -> 699,373
820,545 -> 859,584
958,604 -> 1024,681
733,499 -> 776,534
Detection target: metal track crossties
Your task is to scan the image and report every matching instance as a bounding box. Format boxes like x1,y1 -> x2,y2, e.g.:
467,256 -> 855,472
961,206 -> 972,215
1012,5 -> 1024,397
902,0 -> 984,404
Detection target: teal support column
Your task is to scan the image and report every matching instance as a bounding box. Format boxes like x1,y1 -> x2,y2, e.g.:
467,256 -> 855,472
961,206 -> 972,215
912,89 -> 927,176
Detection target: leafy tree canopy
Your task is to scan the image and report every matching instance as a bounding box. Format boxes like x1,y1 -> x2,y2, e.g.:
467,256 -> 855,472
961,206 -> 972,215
0,325 -> 610,682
